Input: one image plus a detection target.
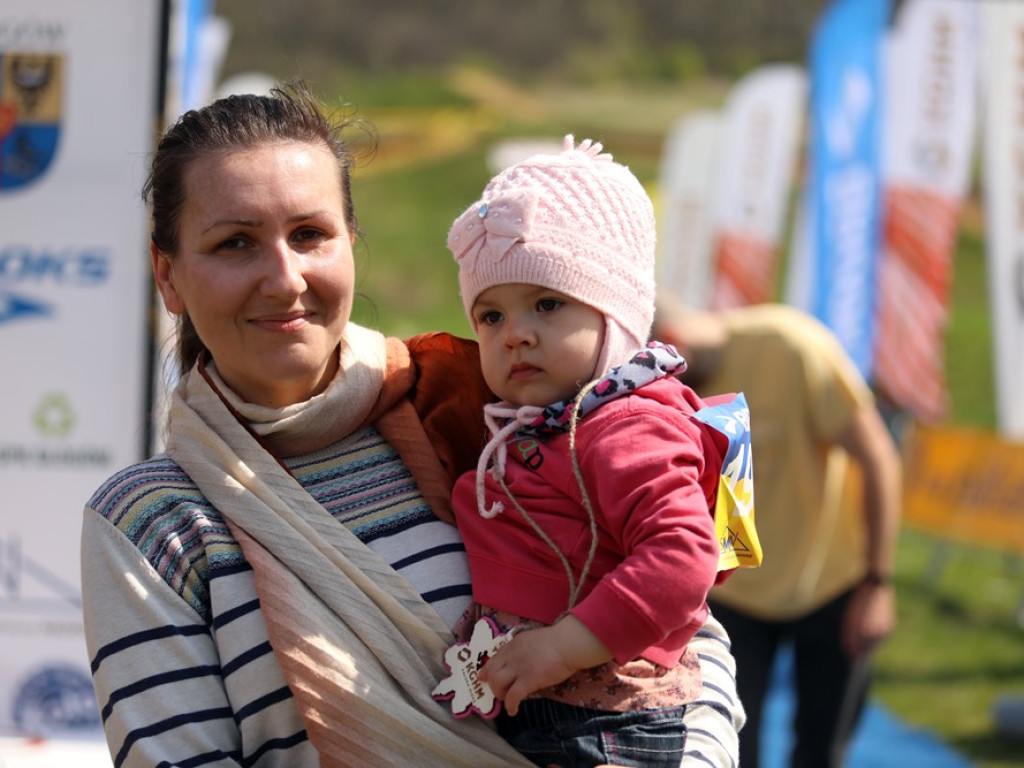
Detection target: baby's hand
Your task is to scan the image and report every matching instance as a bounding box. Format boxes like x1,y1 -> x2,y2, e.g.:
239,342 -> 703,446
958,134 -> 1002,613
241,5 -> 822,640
479,615 -> 611,716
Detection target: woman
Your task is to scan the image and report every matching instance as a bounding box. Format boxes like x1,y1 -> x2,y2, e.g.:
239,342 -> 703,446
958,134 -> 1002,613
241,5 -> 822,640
81,83 -> 744,767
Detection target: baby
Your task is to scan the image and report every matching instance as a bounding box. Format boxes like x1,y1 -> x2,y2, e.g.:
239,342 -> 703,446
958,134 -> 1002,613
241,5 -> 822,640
442,136 -> 754,768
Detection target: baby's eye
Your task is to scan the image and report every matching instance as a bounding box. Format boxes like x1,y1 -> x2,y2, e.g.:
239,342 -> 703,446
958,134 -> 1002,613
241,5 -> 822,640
537,297 -> 564,313
478,310 -> 503,326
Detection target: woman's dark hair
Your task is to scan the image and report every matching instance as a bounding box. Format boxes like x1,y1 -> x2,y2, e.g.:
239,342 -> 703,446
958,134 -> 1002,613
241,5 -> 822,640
145,80 -> 365,376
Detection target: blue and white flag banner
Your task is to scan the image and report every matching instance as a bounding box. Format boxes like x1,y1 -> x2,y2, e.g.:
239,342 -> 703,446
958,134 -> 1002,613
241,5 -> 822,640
0,0 -> 163,740
165,0 -> 231,120
806,0 -> 891,377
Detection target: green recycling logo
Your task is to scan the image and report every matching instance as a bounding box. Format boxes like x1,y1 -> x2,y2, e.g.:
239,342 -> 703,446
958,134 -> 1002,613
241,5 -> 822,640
33,393 -> 75,438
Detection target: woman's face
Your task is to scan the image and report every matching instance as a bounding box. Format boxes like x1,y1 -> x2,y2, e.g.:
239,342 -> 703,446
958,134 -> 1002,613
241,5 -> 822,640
153,140 -> 355,408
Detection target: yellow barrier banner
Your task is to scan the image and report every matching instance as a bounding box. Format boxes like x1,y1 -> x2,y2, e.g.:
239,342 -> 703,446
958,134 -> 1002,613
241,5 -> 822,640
903,424 -> 1024,552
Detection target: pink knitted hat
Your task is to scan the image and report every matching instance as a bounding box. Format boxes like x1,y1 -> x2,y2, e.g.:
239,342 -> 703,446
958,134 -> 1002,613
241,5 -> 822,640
448,135 -> 656,376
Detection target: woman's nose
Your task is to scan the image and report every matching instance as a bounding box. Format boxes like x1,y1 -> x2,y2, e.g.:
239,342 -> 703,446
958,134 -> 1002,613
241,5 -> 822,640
260,241 -> 306,297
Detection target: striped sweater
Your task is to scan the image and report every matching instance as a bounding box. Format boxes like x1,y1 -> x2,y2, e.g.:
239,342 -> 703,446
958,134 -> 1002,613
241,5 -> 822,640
83,426 -> 472,767
83,424 -> 743,767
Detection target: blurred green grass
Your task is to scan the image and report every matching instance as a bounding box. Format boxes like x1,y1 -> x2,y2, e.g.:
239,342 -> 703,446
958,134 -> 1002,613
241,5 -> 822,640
945,220 -> 998,430
351,146 -> 485,339
882,529 -> 1024,767
339,70 -> 1022,765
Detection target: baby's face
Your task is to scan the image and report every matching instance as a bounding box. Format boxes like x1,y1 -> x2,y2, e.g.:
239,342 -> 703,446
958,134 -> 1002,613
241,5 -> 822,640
472,283 -> 605,407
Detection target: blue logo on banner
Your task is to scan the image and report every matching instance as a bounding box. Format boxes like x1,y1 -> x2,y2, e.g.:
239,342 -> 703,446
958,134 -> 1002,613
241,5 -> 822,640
0,245 -> 110,328
0,53 -> 63,192
13,664 -> 100,733
0,291 -> 51,324
807,0 -> 890,378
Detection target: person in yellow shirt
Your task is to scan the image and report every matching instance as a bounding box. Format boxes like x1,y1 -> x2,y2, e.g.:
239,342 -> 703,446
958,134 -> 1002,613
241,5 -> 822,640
654,297 -> 902,768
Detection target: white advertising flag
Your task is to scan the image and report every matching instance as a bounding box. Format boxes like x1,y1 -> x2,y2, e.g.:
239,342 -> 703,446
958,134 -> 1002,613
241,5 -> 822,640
657,110 -> 721,310
709,63 -> 807,309
981,0 -> 1024,440
874,0 -> 980,422
784,186 -> 817,312
0,0 -> 162,739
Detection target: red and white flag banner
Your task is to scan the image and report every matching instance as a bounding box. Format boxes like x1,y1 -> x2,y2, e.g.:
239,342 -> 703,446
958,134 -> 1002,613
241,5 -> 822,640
709,63 -> 806,309
874,0 -> 979,422
875,189 -> 960,420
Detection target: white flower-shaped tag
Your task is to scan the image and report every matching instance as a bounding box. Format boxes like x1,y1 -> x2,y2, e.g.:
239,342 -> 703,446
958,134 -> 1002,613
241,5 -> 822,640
431,617 -> 514,719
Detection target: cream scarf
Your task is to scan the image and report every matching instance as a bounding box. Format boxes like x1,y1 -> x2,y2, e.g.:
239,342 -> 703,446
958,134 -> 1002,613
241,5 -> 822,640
165,323 -> 527,767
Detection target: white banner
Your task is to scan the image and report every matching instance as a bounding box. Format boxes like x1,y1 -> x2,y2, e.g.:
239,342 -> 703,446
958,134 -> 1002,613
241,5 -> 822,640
874,0 -> 979,422
0,0 -> 162,739
656,110 -> 721,310
709,63 -> 807,309
885,0 -> 978,197
980,0 -> 1024,440
784,185 -> 817,311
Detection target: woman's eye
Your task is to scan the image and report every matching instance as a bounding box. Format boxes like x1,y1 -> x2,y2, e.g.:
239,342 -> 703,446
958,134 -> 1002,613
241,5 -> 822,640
537,298 -> 563,312
293,227 -> 325,244
216,236 -> 249,251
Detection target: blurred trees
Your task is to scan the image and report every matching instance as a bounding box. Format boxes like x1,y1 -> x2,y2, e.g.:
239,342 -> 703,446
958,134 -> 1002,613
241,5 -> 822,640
215,0 -> 830,85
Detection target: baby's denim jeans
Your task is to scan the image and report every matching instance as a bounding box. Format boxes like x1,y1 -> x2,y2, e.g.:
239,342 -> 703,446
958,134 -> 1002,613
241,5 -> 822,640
497,698 -> 687,767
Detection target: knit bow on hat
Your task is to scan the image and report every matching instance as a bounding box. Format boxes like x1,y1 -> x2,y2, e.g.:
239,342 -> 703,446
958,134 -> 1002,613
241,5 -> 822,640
447,189 -> 540,271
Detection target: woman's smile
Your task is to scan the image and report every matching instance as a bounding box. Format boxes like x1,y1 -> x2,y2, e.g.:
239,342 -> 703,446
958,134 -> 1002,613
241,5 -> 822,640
250,309 -> 315,333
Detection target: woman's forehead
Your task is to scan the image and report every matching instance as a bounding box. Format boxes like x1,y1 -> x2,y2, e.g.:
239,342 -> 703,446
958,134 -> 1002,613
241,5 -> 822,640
181,142 -> 344,218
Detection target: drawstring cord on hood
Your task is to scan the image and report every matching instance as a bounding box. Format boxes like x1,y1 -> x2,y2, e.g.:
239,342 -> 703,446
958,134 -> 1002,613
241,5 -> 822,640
475,402 -> 544,519
478,379 -> 601,612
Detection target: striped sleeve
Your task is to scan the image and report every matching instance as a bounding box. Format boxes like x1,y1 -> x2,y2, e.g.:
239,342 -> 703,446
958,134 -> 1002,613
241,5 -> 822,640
81,511 -> 315,767
681,612 -> 745,768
